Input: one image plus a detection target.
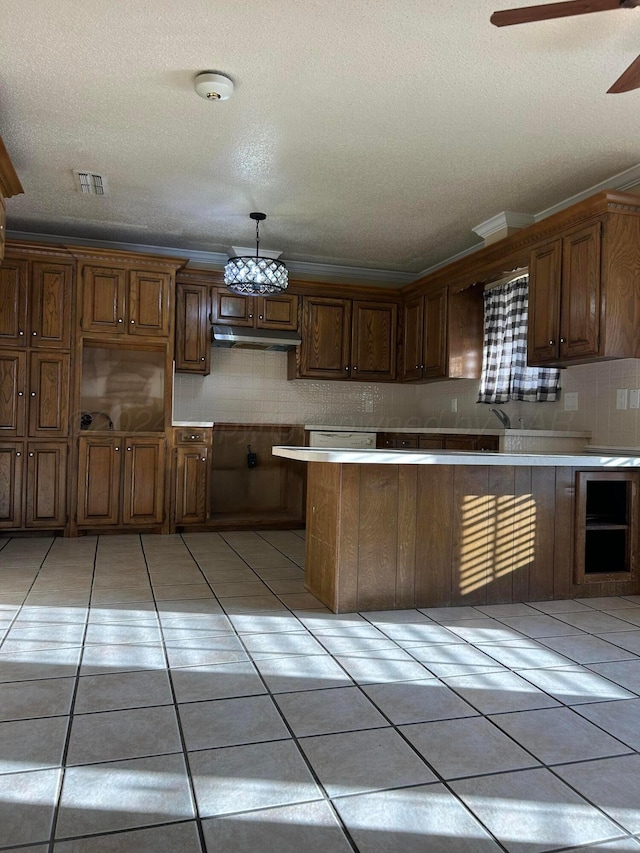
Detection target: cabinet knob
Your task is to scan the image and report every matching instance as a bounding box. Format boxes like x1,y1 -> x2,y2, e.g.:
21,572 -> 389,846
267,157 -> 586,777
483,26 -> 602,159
30,392 -> 36,397
130,320 -> 135,324
31,331 -> 37,336
201,456 -> 206,462
559,337 -> 566,343
248,314 -> 253,319
345,367 -> 349,371
16,452 -> 21,457
115,446 -> 120,451
29,452 -> 34,457
118,319 -> 123,323
17,391 -> 23,397
415,365 -> 419,369
18,330 -> 24,336
420,364 -> 424,369
353,366 -> 358,371
127,446 -> 132,451
549,340 -> 555,346
200,356 -> 205,361
259,315 -> 263,320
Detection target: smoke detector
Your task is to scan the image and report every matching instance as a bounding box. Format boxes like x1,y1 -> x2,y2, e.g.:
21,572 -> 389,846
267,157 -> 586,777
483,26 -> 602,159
194,72 -> 234,101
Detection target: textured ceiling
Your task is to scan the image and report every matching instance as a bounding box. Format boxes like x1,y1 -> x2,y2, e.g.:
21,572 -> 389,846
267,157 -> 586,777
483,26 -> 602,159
2,0 -> 640,276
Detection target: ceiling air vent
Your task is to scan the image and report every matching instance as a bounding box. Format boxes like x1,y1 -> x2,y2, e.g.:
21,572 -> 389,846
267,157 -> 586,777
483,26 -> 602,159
72,170 -> 108,195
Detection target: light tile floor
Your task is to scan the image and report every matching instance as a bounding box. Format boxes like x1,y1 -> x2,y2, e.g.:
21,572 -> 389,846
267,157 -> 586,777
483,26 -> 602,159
3,532 -> 640,850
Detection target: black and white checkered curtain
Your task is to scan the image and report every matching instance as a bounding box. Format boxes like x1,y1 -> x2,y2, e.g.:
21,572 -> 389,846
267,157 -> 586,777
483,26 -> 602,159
477,276 -> 560,404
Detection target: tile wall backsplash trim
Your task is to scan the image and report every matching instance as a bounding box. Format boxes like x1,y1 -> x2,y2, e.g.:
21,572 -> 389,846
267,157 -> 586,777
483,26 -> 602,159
173,349 -> 640,447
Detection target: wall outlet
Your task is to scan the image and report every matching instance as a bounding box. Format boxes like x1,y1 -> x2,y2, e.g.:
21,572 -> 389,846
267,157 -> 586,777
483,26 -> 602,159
617,389 -> 629,410
450,398 -> 458,413
564,392 -> 578,412
630,389 -> 640,410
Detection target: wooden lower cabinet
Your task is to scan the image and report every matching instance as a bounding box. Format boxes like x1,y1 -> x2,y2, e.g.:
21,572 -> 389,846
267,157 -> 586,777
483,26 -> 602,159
174,445 -> 209,525
77,435 -> 165,528
0,440 -> 67,529
0,442 -> 23,527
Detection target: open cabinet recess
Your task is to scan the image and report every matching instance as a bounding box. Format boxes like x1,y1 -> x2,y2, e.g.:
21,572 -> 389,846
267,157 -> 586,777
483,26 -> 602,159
575,471 -> 639,584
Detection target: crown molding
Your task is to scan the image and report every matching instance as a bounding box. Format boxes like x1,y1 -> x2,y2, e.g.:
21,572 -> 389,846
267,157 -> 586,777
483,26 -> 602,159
471,211 -> 535,241
6,230 -> 413,286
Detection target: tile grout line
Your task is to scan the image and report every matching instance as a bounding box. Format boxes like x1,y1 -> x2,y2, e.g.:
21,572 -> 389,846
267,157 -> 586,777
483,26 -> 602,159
46,534 -> 99,853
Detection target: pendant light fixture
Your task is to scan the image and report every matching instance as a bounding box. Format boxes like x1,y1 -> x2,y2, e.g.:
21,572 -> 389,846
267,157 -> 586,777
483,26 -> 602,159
224,212 -> 289,295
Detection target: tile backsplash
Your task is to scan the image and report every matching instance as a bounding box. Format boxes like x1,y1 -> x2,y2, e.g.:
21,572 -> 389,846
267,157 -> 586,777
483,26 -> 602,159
173,348 -> 640,447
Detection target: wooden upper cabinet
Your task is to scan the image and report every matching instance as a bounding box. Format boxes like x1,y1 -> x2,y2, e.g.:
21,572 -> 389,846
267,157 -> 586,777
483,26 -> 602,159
424,288 -> 448,379
212,290 -> 254,327
256,294 -> 298,330
128,270 -> 170,337
528,223 -> 601,366
296,296 -> 352,379
30,261 -> 73,348
212,288 -> 298,331
28,352 -> 69,437
0,350 -> 26,435
401,295 -> 425,381
175,281 -> 210,374
560,223 -> 601,361
528,239 -> 563,364
81,265 -> 127,333
351,300 -> 398,382
80,263 -> 171,338
0,259 -> 28,346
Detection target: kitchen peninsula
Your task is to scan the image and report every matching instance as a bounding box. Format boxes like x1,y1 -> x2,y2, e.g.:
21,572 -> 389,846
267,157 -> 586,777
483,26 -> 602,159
273,447 -> 640,613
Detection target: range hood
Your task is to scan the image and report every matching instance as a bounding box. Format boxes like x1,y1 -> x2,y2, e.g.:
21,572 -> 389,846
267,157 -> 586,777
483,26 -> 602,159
212,325 -> 301,351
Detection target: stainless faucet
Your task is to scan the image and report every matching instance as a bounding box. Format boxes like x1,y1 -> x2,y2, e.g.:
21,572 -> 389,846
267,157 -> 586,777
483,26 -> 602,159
489,408 -> 511,429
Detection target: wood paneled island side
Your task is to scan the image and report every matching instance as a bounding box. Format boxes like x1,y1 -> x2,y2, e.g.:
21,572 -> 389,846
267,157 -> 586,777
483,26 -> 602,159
272,447 -> 640,613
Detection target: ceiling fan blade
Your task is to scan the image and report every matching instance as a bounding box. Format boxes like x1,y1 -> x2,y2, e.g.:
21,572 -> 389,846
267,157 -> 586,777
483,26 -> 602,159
608,52 -> 640,92
491,0 -> 628,27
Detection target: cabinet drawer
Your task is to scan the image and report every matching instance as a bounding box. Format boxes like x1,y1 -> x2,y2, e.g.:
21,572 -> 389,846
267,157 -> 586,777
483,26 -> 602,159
176,429 -> 209,444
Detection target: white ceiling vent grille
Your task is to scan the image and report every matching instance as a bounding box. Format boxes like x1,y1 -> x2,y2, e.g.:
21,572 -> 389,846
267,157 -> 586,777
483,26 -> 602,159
72,170 -> 108,195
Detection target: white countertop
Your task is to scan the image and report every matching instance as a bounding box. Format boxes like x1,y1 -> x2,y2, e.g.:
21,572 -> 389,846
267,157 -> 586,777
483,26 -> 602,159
304,425 -> 591,438
273,446 -> 640,468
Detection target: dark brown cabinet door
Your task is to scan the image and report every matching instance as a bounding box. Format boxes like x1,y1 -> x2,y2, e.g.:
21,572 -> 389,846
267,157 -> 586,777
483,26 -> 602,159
77,437 -> 121,526
81,265 -> 127,333
26,442 -> 67,527
419,436 -> 445,449
122,437 -> 165,525
401,295 -> 424,381
128,270 -> 171,337
30,261 -> 73,348
256,294 -> 298,330
351,301 -> 398,382
212,289 -> 255,327
28,352 -> 69,437
424,288 -> 448,379
0,259 -> 28,347
175,282 -> 210,374
299,297 -> 352,379
444,436 -> 476,450
0,442 -> 23,528
175,445 -> 208,524
560,223 -> 601,361
528,239 -> 563,364
0,350 -> 26,435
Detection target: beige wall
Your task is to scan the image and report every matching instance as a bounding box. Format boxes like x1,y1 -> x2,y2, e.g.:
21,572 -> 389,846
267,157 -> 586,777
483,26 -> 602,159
173,349 -> 640,448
